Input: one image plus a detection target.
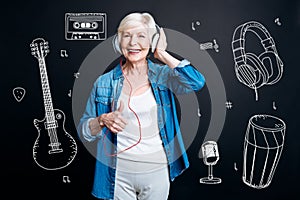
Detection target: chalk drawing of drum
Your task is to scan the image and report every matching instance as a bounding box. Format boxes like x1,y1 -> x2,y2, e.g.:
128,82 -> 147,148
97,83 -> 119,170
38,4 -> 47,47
242,114 -> 286,189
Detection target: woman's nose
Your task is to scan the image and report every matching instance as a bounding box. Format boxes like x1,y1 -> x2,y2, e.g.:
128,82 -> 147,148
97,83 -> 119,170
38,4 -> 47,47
129,35 -> 138,45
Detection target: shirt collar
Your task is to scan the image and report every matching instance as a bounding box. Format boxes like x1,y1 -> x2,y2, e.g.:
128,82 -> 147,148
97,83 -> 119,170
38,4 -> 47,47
113,58 -> 157,80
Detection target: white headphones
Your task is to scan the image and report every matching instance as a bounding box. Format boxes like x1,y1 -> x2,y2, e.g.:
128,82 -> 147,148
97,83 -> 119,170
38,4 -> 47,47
112,24 -> 161,55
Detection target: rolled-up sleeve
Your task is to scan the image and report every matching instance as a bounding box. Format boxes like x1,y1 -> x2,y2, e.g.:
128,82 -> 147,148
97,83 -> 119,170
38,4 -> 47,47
169,59 -> 206,94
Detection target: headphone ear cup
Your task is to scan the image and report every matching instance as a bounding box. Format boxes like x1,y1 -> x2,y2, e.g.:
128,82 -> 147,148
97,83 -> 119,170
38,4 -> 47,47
112,34 -> 122,54
235,61 -> 257,89
151,33 -> 160,53
235,53 -> 266,89
258,51 -> 282,85
151,25 -> 161,53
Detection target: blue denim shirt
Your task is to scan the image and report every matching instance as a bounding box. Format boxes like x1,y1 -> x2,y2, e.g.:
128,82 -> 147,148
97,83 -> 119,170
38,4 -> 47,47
77,59 -> 205,199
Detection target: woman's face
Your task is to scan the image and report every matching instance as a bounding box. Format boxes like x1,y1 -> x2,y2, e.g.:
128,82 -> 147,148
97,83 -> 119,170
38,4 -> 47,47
120,24 -> 150,63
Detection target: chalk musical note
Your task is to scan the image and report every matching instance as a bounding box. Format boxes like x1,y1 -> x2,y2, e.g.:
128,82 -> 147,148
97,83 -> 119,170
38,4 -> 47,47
273,101 -> 277,110
274,17 -> 282,26
74,72 -> 80,79
225,101 -> 233,109
68,89 -> 72,97
234,162 -> 238,171
199,39 -> 219,52
191,21 -> 200,31
60,49 -> 68,57
213,39 -> 219,52
197,108 -> 201,117
63,175 -> 71,183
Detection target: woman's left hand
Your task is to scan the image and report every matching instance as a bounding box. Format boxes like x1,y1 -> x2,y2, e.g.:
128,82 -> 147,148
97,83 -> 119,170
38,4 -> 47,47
153,28 -> 180,68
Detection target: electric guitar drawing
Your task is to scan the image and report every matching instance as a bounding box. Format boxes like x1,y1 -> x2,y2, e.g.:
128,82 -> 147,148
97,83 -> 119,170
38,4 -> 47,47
30,38 -> 77,170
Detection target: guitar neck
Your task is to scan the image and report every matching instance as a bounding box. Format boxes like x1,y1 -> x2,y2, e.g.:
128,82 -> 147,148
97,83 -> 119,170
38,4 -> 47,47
38,57 -> 55,123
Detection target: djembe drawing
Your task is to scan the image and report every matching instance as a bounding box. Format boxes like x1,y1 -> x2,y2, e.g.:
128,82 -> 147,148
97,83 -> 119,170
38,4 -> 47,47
243,114 -> 286,189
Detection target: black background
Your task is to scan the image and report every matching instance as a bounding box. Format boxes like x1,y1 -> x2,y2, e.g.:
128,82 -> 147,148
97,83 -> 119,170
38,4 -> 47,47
2,0 -> 300,199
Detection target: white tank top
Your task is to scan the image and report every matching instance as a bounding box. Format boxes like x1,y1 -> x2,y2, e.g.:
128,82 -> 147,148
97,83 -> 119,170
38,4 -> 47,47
116,87 -> 168,173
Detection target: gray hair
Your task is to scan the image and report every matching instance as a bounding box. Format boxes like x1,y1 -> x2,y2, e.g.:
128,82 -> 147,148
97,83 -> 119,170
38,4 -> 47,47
117,12 -> 157,43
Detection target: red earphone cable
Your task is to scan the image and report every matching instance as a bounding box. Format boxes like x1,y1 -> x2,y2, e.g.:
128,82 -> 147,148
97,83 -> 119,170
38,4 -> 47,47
103,59 -> 147,157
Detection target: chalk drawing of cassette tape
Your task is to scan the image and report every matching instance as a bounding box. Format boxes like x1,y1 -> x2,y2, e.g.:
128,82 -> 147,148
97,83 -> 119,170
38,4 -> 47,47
65,13 -> 107,40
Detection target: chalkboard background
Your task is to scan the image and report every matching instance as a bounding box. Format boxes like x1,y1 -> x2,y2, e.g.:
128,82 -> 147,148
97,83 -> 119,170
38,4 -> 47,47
2,0 -> 300,199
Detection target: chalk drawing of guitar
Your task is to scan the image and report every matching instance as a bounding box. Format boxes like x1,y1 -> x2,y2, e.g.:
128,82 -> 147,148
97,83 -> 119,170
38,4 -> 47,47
30,38 -> 77,170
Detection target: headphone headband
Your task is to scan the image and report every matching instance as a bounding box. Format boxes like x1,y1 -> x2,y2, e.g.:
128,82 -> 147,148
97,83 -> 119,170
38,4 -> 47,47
232,21 -> 277,64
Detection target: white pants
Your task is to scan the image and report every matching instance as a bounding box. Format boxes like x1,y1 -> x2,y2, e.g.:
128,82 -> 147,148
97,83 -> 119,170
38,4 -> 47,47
114,166 -> 170,200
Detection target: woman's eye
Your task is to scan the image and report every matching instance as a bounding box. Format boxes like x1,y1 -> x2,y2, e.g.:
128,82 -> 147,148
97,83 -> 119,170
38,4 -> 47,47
138,35 -> 146,38
123,34 -> 130,38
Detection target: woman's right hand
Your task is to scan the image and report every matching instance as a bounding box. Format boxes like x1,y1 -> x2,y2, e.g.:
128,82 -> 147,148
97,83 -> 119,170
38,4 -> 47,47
98,101 -> 128,134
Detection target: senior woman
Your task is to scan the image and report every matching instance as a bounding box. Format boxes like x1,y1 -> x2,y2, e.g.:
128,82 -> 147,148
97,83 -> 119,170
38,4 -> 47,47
77,12 -> 205,200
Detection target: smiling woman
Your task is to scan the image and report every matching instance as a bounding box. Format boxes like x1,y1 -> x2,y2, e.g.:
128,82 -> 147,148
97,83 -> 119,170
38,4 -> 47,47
76,12 -> 206,200
119,15 -> 151,63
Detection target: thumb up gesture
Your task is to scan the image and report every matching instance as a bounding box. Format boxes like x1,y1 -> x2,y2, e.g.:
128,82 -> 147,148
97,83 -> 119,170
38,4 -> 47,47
99,101 -> 128,134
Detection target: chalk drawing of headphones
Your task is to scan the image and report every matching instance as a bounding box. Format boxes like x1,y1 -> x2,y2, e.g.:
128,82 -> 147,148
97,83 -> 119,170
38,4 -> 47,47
232,21 -> 283,100
112,24 -> 160,55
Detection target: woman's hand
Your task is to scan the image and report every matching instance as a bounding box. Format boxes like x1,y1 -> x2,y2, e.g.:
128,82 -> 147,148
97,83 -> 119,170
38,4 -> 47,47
99,101 -> 128,134
89,101 -> 127,135
153,28 -> 180,68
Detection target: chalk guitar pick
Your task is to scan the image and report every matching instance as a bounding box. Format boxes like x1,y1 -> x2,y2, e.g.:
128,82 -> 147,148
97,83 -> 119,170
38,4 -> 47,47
13,87 -> 26,102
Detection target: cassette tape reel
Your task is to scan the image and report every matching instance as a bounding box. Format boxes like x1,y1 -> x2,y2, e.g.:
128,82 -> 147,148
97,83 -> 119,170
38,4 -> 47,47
73,21 -> 99,30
